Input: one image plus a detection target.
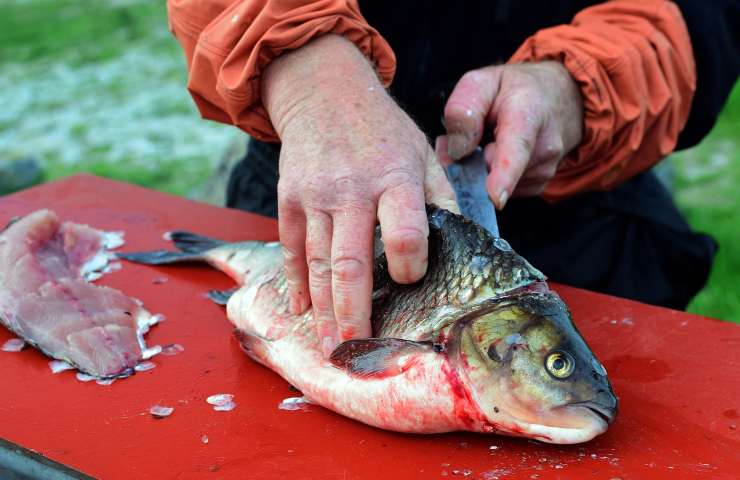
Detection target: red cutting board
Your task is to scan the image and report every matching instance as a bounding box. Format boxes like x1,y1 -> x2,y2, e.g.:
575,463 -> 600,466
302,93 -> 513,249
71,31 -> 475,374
0,175 -> 738,480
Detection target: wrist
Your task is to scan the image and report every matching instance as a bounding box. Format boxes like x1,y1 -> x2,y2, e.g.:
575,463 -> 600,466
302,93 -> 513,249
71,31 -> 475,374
262,35 -> 384,138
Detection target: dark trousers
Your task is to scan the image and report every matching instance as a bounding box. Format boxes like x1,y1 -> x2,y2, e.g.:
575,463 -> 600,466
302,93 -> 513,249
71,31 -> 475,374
227,138 -> 717,311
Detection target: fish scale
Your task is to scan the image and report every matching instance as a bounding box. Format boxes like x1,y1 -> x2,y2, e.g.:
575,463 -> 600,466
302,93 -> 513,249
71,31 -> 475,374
371,208 -> 544,339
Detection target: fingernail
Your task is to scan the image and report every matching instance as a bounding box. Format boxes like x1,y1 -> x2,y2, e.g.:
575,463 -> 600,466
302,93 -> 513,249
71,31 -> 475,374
447,133 -> 468,160
498,190 -> 509,209
440,198 -> 461,214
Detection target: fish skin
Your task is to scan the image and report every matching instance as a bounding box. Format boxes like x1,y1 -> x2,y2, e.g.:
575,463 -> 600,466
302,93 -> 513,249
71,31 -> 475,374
120,207 -> 617,443
371,207 -> 545,339
0,210 -> 159,378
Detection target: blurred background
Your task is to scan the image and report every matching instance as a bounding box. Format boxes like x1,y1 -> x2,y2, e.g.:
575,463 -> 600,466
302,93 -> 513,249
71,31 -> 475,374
1,0 -> 738,321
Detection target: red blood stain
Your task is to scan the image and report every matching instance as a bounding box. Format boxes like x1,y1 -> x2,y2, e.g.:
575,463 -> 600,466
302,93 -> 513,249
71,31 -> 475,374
441,362 -> 497,431
341,325 -> 356,339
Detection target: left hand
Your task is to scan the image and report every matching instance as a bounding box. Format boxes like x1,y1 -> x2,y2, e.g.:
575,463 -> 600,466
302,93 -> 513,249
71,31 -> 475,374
437,61 -> 583,208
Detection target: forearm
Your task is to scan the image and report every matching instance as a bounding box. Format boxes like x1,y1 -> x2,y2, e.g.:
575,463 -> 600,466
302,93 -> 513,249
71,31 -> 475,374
167,0 -> 396,141
263,35 -> 386,139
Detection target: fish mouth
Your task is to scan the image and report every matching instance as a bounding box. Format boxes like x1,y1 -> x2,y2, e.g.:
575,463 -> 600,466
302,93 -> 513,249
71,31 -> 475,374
514,401 -> 616,444
582,403 -> 616,425
567,400 -> 617,425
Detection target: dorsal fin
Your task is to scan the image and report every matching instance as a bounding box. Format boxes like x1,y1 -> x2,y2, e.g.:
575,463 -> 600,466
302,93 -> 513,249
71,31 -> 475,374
169,231 -> 225,253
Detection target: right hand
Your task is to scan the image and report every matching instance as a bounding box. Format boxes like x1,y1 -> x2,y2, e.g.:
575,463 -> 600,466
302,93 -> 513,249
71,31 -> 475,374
263,35 -> 457,357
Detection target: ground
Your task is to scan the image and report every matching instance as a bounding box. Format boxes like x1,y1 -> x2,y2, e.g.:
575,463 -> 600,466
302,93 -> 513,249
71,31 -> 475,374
1,0 -> 738,321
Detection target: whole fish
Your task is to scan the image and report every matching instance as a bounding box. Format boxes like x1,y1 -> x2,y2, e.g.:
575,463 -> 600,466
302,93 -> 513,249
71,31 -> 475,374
120,206 -> 616,443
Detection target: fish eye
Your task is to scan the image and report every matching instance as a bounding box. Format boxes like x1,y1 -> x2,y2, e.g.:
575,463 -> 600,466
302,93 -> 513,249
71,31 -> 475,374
545,351 -> 575,379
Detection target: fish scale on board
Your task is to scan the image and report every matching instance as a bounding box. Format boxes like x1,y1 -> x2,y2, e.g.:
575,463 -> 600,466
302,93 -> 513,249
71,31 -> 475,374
120,205 -> 617,444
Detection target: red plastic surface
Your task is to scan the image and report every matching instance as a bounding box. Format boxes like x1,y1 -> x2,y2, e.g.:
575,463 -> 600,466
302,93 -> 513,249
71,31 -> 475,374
0,175 -> 738,480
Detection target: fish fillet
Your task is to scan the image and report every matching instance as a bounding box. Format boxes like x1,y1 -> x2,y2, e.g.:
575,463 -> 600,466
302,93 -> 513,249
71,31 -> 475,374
0,210 -> 159,378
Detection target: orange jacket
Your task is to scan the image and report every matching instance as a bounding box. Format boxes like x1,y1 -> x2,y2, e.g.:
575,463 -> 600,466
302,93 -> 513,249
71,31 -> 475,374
167,0 -> 695,200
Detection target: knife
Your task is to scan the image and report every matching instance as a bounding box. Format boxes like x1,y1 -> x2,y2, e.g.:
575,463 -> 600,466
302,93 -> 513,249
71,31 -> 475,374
445,147 -> 500,238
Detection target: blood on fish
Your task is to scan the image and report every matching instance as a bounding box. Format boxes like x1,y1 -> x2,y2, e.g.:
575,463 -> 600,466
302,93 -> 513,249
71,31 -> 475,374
441,362 -> 495,431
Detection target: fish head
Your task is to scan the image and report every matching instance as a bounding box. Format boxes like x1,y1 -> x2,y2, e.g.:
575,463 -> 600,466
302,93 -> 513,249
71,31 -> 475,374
450,291 -> 617,444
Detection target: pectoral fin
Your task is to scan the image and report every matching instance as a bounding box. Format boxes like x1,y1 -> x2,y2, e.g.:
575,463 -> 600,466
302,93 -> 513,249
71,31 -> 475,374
329,338 -> 434,378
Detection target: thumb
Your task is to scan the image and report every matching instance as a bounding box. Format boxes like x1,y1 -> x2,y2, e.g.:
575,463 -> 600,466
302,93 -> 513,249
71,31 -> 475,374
425,144 -> 460,214
444,67 -> 502,161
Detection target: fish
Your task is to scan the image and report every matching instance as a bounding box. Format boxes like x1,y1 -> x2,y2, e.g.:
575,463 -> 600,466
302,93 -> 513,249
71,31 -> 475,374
119,206 -> 617,443
0,209 -> 160,378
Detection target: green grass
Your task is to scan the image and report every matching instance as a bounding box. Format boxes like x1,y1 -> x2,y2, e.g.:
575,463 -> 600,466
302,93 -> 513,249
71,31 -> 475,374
0,0 -> 235,197
1,0 -> 738,320
672,83 -> 740,322
0,1 -> 172,64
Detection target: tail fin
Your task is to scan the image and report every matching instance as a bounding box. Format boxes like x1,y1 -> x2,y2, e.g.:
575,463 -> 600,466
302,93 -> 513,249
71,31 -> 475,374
169,231 -> 225,254
116,250 -> 205,265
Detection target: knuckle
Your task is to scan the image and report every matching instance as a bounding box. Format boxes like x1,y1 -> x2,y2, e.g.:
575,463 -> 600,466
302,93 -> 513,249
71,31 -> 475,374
281,245 -> 302,266
538,147 -> 562,163
507,133 -> 536,157
277,178 -> 300,206
378,166 -> 421,191
331,256 -> 366,283
330,175 -> 365,198
460,69 -> 487,86
307,257 -> 331,281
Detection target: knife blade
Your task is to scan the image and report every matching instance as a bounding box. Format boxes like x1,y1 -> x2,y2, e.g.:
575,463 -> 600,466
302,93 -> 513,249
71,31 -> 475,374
445,147 -> 500,238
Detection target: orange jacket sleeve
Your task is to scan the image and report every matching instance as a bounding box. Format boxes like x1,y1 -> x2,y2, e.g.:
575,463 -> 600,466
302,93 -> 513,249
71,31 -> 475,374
508,0 -> 696,200
167,0 -> 396,141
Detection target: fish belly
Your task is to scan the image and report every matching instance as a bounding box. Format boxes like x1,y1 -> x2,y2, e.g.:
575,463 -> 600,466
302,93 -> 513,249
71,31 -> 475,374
224,263 -> 481,433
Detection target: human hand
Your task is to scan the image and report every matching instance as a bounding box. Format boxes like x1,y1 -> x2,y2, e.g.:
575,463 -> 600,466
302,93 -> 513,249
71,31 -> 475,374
437,62 -> 583,208
263,35 -> 456,357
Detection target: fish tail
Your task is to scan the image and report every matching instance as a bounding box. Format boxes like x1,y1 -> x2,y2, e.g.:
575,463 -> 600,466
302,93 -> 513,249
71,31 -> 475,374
116,250 -> 205,265
169,231 -> 226,254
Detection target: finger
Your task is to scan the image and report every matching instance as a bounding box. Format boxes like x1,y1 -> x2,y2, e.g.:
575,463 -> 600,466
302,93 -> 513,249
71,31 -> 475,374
426,145 -> 460,213
444,67 -> 502,160
377,170 -> 429,284
486,104 -> 542,209
511,130 -> 564,197
330,205 -> 375,341
305,210 -> 337,357
434,135 -> 453,167
511,181 -> 548,197
514,154 -> 559,197
278,191 -> 310,315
